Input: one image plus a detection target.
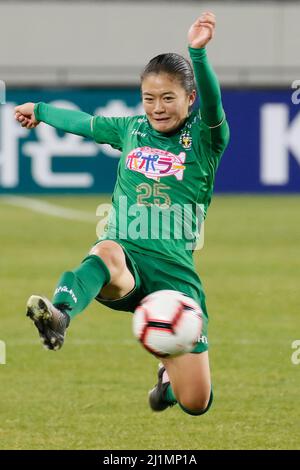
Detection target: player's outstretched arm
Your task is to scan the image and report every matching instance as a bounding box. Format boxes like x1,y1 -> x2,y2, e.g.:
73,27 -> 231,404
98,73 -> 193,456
15,102 -> 93,138
188,12 -> 224,128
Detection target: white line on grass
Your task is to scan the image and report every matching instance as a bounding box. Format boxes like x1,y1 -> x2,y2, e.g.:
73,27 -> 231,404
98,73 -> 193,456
1,196 -> 96,223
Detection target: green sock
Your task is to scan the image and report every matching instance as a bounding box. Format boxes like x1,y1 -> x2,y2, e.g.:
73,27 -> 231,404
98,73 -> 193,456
165,384 -> 177,405
52,254 -> 111,319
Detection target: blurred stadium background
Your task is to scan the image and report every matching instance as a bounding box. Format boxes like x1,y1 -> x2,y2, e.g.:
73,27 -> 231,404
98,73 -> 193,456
0,0 -> 299,450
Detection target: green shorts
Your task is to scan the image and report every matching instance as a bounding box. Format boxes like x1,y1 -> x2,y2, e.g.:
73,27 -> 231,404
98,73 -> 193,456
94,240 -> 209,353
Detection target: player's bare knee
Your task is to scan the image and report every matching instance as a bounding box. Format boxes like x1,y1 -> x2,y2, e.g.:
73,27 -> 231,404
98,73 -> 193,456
179,393 -> 210,414
90,241 -> 126,281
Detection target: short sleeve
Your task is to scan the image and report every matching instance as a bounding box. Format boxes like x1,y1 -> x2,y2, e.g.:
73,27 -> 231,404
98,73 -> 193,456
91,116 -> 130,151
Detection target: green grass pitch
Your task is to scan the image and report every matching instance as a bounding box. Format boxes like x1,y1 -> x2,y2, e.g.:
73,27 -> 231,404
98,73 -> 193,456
0,195 -> 299,450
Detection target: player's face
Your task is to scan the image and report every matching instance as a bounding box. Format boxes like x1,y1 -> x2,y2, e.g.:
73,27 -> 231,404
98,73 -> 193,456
142,73 -> 196,133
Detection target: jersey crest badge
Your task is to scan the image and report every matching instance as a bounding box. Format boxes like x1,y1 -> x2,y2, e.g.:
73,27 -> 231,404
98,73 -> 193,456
126,146 -> 186,181
179,130 -> 192,150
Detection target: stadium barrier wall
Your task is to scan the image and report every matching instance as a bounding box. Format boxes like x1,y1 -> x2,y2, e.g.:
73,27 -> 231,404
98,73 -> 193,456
1,87 -> 300,194
0,2 -> 299,87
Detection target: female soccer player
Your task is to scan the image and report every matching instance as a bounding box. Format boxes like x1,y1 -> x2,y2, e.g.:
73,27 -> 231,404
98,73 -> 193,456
15,12 -> 229,416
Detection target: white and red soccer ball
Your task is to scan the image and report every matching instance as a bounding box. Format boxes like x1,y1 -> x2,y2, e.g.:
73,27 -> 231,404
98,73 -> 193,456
133,290 -> 203,357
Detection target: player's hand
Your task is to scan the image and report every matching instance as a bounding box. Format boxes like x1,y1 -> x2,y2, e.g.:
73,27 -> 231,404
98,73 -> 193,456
14,102 -> 40,129
188,11 -> 216,49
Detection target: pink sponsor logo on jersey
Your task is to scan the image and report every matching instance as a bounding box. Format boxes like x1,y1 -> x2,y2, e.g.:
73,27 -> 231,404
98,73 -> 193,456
126,146 -> 186,181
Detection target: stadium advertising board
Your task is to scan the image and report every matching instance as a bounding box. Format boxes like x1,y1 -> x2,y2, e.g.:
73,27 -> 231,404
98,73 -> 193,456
1,88 -> 299,194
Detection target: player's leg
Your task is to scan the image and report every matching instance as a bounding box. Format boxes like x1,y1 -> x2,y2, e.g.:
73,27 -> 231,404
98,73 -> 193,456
164,351 -> 212,414
52,240 -> 135,310
90,240 -> 135,300
149,351 -> 212,416
27,240 -> 135,350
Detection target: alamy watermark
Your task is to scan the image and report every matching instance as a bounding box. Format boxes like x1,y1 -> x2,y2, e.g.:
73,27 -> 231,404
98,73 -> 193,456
291,340 -> 300,365
0,80 -> 6,104
0,340 -> 6,364
291,80 -> 300,105
95,197 -> 205,251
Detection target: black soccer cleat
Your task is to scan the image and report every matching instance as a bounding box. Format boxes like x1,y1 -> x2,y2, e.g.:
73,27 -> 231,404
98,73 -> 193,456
26,295 -> 70,351
148,363 -> 176,412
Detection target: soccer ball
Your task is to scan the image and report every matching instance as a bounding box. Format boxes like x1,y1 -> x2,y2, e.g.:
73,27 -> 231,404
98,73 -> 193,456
132,290 -> 203,358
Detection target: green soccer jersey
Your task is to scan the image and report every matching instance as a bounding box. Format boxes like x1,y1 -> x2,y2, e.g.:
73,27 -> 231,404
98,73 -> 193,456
92,109 -> 229,267
34,47 -> 230,269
